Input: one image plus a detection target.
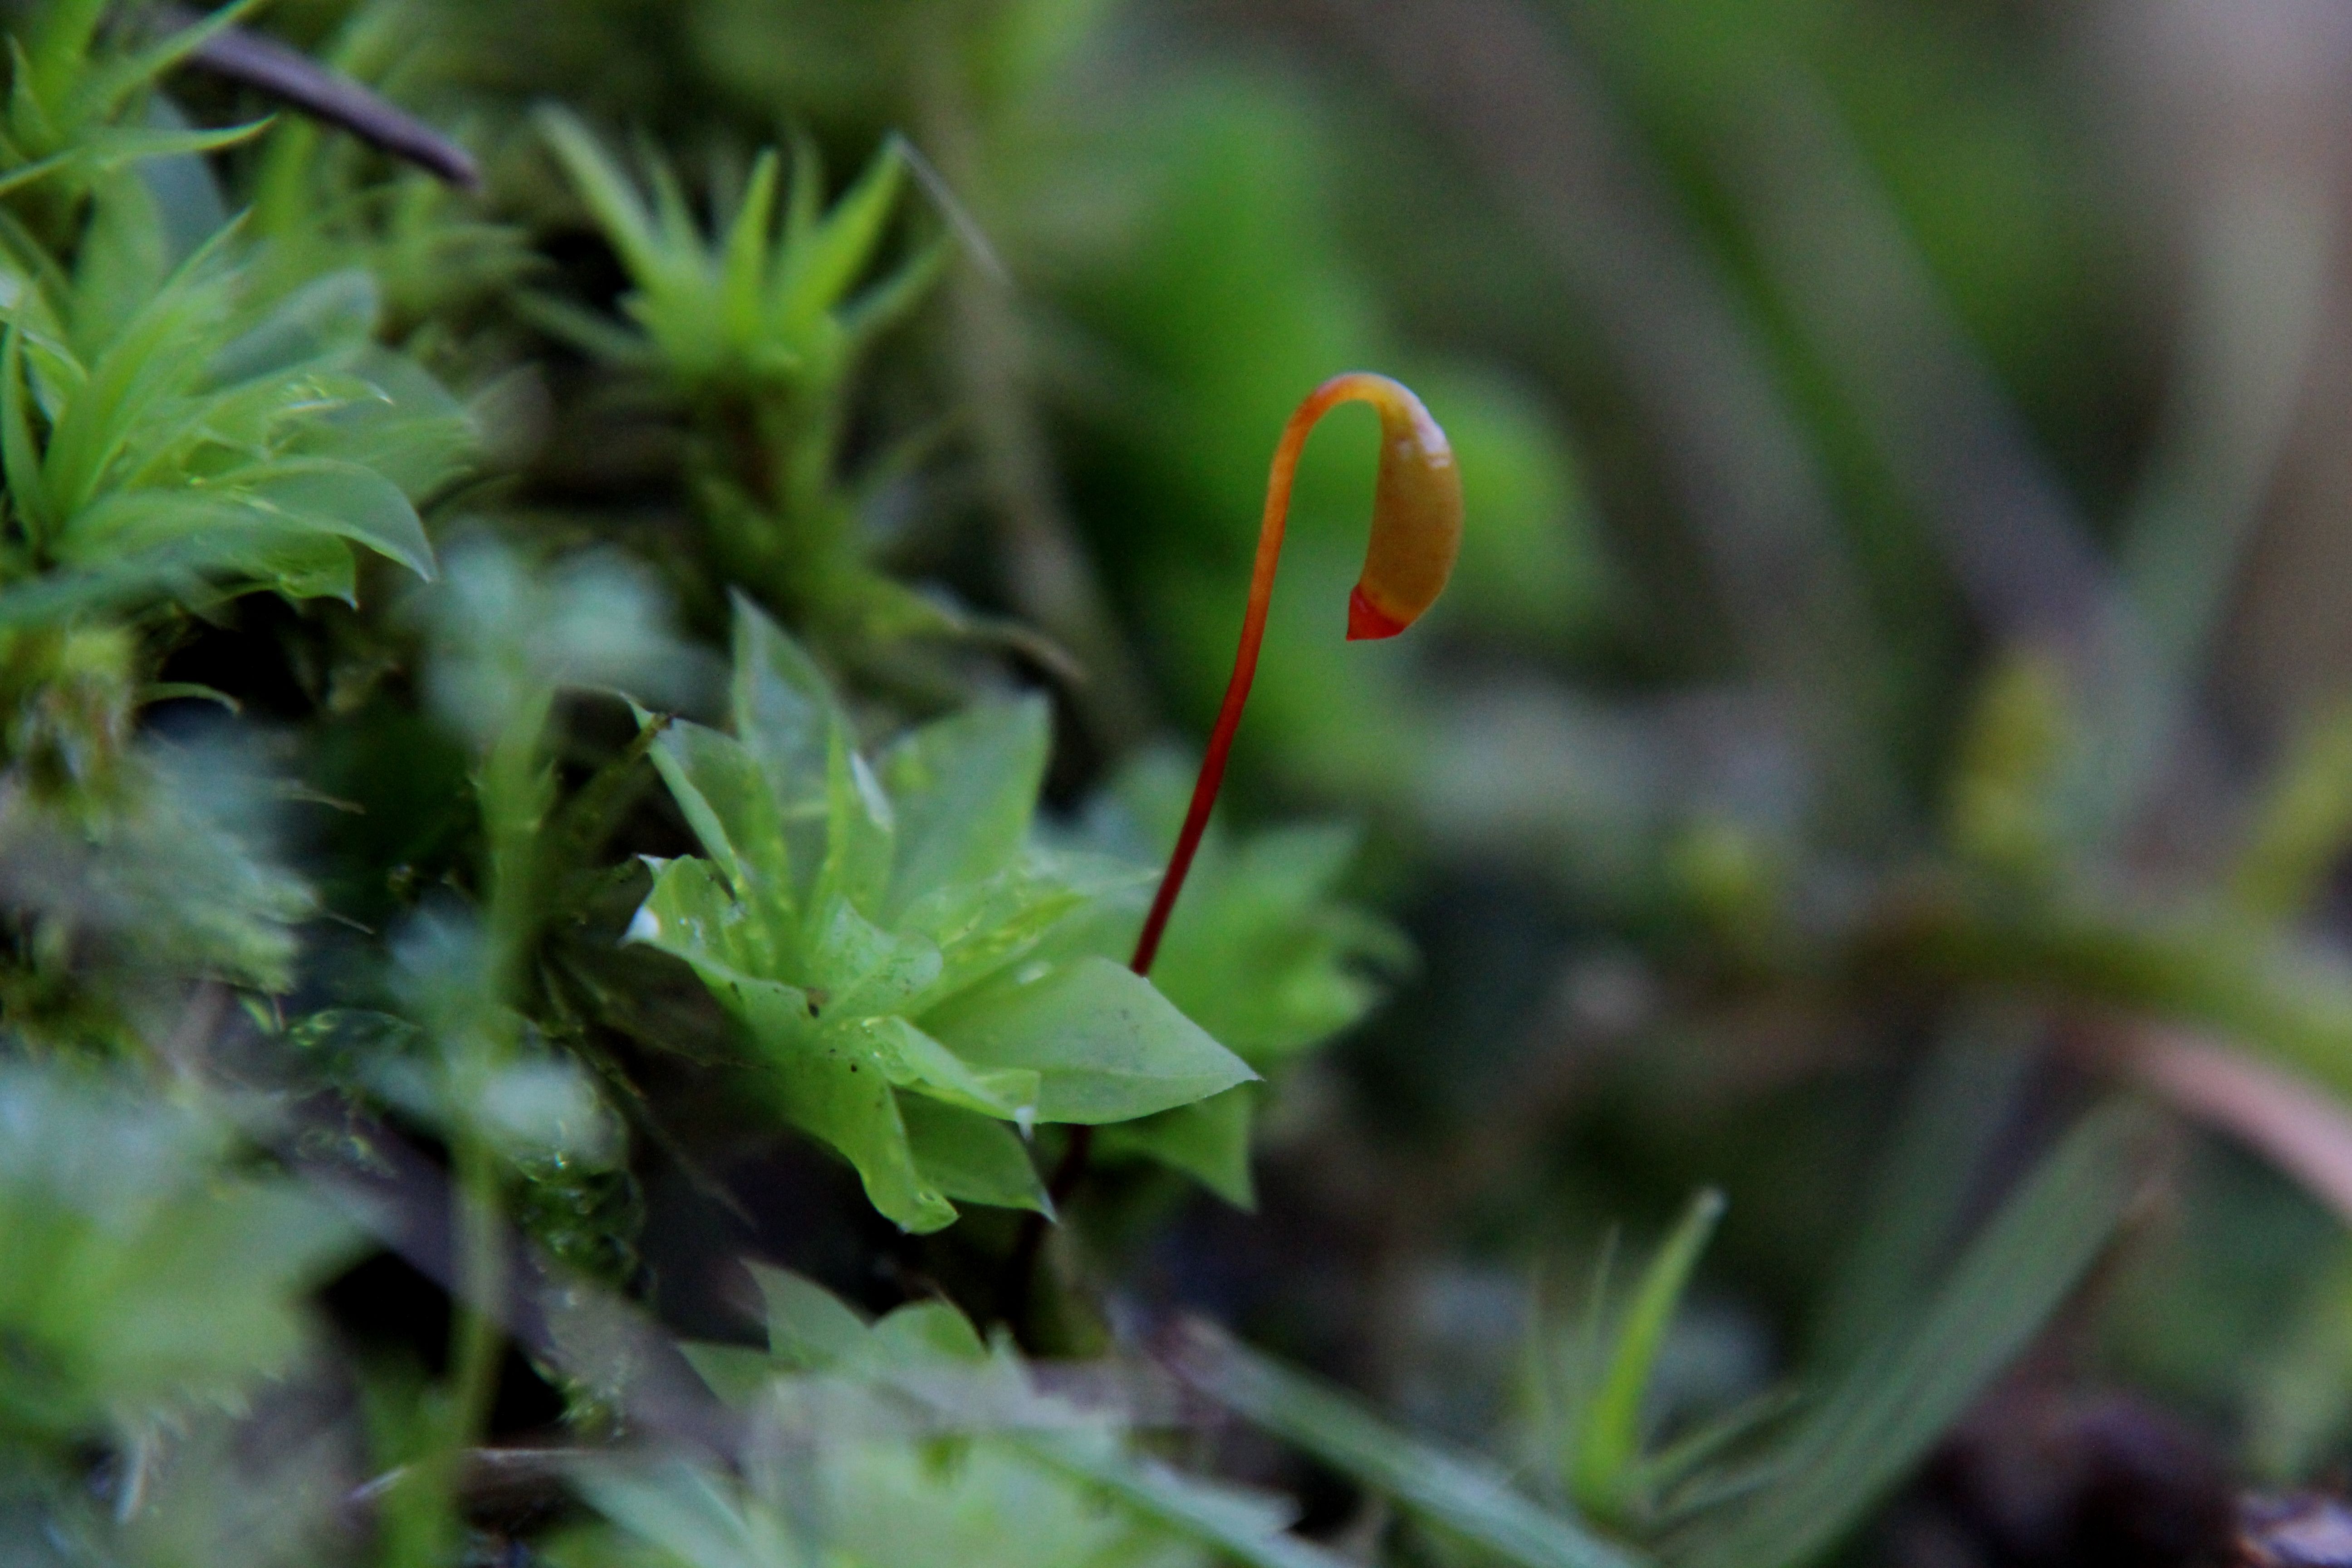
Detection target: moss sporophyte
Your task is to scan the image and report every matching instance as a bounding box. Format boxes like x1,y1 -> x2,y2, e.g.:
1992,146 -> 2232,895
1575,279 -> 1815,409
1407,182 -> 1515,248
1023,372 -> 1462,1280
1131,371 -> 1464,977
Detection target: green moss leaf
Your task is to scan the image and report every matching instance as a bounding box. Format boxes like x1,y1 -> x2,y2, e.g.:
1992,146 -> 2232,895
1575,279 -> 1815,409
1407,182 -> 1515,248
633,607 -> 1249,1229
903,1098 -> 1051,1216
0,1068 -> 364,1450
1095,1085 -> 1256,1207
878,695 -> 1051,920
924,956 -> 1256,1125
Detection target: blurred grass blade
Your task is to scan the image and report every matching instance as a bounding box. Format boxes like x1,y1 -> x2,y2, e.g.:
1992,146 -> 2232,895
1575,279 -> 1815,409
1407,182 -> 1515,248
1812,1012 -> 2037,1366
2244,1244 -> 2352,1481
1172,1322 -> 1648,1568
1573,1188 -> 1723,1517
1681,1100 -> 2156,1568
2232,697 -> 2352,921
1626,1386 -> 1802,1520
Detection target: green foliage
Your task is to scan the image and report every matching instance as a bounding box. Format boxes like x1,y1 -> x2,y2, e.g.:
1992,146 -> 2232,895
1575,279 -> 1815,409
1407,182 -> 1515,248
535,110 -> 948,647
1678,1105 -> 2155,1568
1073,752 -> 1406,1067
631,599 -> 1254,1230
2232,698 -> 2352,922
1535,1189 -> 1730,1527
0,1064 -> 363,1458
552,1266 -> 1328,1568
0,35 -> 474,1044
2243,1244 -> 2352,1482
0,116 -> 467,1046
246,9 -> 533,344
0,729 -> 314,1044
0,234 -> 463,622
0,0 -> 268,219
536,107 -> 932,397
1177,1323 -> 1642,1568
1074,750 -> 1406,1204
1179,1105 -> 2154,1568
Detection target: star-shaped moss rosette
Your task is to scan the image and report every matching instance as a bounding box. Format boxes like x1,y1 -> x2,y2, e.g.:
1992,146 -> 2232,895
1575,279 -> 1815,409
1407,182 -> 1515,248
627,598 -> 1255,1232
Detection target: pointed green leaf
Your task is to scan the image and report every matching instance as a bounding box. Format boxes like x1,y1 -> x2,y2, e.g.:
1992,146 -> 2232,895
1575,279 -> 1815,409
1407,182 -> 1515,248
814,731 -> 895,917
839,240 -> 948,351
762,1049 -> 953,1235
719,149 -> 782,342
72,168 -> 171,359
0,323 -> 54,545
52,508 -> 358,605
629,853 -> 784,981
1097,1087 -> 1257,1207
676,1341 -> 783,1408
646,719 -> 790,906
1573,1188 -> 1725,1517
1086,756 -> 1404,1067
645,155 -> 701,276
831,1014 -> 1036,1122
43,233 -> 233,510
16,322 -> 85,421
1813,1016 -> 2036,1367
564,1458 -> 771,1568
730,593 -> 841,789
805,896 -> 938,1015
319,348 -> 475,500
783,135 -> 825,248
241,460 -> 435,578
685,951 -> 959,1239
1021,1437 -> 1352,1568
870,1298 -> 992,1366
1174,1323 -> 1646,1568
538,108 -> 669,288
776,143 -> 904,328
0,122 -> 268,203
207,268 -> 377,383
925,956 -> 1257,1124
902,1098 -> 1051,1216
879,695 -> 1050,918
70,0 -> 270,124
513,289 -> 652,363
900,856 -> 1136,1009
746,1259 -> 870,1369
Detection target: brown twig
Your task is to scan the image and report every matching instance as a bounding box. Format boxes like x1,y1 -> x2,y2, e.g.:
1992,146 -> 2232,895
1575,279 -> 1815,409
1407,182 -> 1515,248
2124,1027 -> 2352,1226
156,4 -> 481,188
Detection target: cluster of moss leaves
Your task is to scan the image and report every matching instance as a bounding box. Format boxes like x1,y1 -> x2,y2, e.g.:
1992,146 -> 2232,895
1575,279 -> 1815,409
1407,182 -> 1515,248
628,597 -> 1259,1231
0,2 -> 1409,1562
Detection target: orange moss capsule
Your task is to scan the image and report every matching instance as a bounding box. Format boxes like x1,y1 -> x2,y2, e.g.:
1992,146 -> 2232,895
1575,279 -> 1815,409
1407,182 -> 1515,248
1338,376 -> 1465,639
1130,372 -> 1462,976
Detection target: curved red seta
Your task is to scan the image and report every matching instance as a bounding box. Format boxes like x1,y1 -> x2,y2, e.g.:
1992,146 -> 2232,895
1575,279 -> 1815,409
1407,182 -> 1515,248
1129,372 -> 1462,977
